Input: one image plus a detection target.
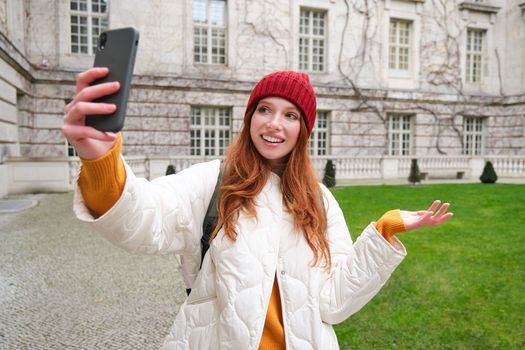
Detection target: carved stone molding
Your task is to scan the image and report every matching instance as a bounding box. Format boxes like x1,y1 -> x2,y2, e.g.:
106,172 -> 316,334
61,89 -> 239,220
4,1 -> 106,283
458,2 -> 501,15
519,3 -> 525,20
384,0 -> 425,12
458,2 -> 501,23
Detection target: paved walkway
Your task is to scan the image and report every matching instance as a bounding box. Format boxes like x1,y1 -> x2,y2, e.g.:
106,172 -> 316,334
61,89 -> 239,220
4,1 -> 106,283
0,193 -> 186,349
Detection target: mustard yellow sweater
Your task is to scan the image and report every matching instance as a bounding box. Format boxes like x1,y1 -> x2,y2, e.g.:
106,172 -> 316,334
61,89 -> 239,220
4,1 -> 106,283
78,135 -> 406,349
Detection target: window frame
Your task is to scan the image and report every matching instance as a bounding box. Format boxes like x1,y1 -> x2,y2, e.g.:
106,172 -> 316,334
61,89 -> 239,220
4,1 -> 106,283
66,140 -> 79,157
383,9 -> 421,88
309,111 -> 330,156
190,106 -> 232,156
298,7 -> 327,73
387,113 -> 414,156
192,0 -> 228,65
462,116 -> 485,156
69,0 -> 109,55
388,18 -> 412,73
465,28 -> 487,84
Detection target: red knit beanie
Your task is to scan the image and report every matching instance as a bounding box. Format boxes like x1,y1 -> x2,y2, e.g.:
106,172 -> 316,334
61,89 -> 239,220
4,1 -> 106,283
245,71 -> 317,135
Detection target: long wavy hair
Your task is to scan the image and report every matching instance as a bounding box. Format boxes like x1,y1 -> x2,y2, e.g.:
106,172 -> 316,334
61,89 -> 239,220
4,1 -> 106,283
210,104 -> 331,269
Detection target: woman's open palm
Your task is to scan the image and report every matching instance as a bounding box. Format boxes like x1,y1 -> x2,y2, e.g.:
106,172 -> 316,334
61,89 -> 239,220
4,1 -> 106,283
401,200 -> 454,232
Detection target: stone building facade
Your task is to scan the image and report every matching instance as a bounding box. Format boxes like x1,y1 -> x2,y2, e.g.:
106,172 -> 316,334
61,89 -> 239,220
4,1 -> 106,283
0,0 -> 524,196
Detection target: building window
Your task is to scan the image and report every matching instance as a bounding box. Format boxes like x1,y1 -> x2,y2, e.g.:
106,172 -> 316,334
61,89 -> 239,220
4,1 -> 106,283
70,0 -> 109,55
67,141 -> 78,157
309,111 -> 329,156
193,0 -> 227,64
299,8 -> 326,72
190,107 -> 231,156
388,114 -> 412,156
389,19 -> 412,71
463,117 -> 484,155
466,28 -> 486,84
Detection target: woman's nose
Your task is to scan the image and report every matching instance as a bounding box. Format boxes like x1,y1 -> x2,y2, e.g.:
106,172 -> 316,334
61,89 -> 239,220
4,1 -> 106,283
267,114 -> 283,130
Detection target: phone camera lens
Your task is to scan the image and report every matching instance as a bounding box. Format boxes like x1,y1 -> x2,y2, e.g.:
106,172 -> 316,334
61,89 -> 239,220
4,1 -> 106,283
99,33 -> 107,50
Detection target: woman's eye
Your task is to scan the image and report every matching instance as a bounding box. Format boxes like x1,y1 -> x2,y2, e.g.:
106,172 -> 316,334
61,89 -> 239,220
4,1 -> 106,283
286,113 -> 299,120
258,106 -> 269,113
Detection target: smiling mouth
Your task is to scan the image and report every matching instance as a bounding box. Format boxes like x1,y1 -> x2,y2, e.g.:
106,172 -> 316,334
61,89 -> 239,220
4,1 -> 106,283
262,135 -> 284,143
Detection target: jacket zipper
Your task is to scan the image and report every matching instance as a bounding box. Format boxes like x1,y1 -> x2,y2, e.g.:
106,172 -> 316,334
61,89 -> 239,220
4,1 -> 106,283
275,266 -> 288,349
254,264 -> 288,348
254,270 -> 277,348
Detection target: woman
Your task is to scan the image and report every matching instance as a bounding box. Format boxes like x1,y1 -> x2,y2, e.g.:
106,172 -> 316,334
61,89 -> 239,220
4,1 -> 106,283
62,69 -> 453,349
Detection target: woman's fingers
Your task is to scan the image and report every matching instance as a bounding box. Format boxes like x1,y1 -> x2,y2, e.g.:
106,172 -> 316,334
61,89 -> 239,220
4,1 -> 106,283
75,81 -> 120,104
61,124 -> 118,160
62,68 -> 120,160
430,212 -> 454,227
65,68 -> 119,123
427,202 -> 453,226
428,200 -> 441,212
64,101 -> 116,124
61,123 -> 117,142
437,212 -> 454,224
66,81 -> 120,114
64,80 -> 119,128
432,202 -> 450,219
75,67 -> 110,93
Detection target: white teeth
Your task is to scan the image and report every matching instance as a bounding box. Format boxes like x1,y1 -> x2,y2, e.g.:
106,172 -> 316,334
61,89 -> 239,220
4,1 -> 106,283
262,135 -> 284,143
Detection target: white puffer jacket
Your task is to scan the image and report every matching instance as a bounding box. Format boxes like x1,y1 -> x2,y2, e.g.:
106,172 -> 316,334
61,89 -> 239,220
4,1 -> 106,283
74,159 -> 407,349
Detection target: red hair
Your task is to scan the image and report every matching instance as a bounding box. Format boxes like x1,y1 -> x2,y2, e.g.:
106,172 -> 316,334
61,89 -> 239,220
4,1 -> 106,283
211,106 -> 331,269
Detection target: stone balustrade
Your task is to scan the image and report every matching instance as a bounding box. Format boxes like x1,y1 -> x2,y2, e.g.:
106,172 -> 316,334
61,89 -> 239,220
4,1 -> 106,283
75,155 -> 525,183
488,156 -> 525,177
2,154 -> 524,196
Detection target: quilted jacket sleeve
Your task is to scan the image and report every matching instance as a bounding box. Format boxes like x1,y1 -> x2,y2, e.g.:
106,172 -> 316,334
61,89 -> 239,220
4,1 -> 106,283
73,158 -> 220,256
318,186 -> 407,325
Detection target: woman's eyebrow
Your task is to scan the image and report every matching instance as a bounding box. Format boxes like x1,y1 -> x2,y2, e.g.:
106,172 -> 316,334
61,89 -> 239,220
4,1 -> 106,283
284,106 -> 300,114
259,99 -> 300,113
258,99 -> 274,106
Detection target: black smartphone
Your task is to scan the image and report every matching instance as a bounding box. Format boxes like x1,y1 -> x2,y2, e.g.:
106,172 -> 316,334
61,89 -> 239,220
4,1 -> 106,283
85,27 -> 139,133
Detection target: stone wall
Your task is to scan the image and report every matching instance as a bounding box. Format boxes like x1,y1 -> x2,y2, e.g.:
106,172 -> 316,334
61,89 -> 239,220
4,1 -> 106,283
0,7 -> 30,162
18,1 -> 523,91
0,0 -> 523,193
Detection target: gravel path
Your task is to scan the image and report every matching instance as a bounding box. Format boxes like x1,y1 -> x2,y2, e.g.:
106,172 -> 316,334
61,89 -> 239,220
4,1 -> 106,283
0,193 -> 187,349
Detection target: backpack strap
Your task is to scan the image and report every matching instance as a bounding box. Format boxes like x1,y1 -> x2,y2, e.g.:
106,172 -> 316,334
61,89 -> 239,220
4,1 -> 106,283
187,163 -> 222,296
200,162 -> 223,267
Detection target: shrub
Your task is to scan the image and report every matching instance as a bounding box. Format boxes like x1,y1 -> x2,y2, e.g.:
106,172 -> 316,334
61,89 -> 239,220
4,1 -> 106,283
166,164 -> 176,176
408,158 -> 421,185
323,160 -> 336,188
480,161 -> 498,184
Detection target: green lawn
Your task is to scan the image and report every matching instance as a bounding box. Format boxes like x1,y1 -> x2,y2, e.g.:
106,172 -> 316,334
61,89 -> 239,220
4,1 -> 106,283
331,183 -> 525,350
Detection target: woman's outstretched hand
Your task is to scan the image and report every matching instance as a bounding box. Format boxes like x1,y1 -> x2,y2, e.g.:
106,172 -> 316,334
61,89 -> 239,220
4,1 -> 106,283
400,200 -> 454,232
